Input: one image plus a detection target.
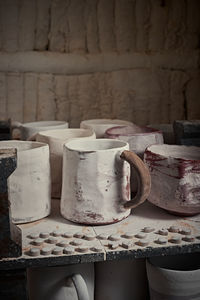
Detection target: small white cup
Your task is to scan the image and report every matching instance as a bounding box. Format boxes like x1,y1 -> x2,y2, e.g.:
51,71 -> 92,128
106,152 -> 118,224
0,140 -> 51,224
12,120 -> 69,140
80,119 -> 133,138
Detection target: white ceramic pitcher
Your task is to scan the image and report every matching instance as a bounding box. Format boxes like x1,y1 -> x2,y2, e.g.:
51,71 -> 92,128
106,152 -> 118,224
12,120 -> 69,140
0,140 -> 51,224
36,128 -> 96,198
61,139 -> 151,224
27,263 -> 94,300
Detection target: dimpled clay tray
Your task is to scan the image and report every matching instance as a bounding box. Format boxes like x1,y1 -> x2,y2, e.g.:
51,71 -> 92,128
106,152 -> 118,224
0,200 -> 200,270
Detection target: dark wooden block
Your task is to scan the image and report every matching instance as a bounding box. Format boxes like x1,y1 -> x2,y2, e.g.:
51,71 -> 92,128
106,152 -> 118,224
173,120 -> 200,145
0,149 -> 22,258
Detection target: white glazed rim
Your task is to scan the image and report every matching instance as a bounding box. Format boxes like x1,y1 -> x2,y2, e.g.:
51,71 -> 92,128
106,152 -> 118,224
81,119 -> 132,125
146,144 -> 200,161
37,128 -> 95,140
106,125 -> 162,136
22,120 -> 68,128
0,140 -> 48,152
147,254 -> 200,274
65,138 -> 128,152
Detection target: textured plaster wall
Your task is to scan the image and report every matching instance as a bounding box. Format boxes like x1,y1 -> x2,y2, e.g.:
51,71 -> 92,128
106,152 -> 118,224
0,0 -> 199,127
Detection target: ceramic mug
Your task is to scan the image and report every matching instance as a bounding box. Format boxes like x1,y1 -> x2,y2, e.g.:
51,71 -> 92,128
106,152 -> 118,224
36,128 -> 96,199
27,263 -> 94,300
61,139 -> 151,224
80,119 -> 133,138
144,144 -> 200,216
12,120 -> 69,140
0,140 -> 51,224
95,259 -> 149,300
146,253 -> 200,300
105,125 -> 164,159
105,124 -> 163,193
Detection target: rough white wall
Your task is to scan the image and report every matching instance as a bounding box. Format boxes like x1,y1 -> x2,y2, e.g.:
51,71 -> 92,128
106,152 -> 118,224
0,0 -> 199,126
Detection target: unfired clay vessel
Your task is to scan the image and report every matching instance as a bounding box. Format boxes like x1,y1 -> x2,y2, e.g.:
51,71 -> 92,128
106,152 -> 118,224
12,120 -> 69,140
36,128 -> 96,198
0,140 -> 51,224
146,253 -> 200,300
27,263 -> 94,300
105,124 -> 163,193
80,119 -> 133,138
105,124 -> 164,159
144,144 -> 200,216
61,139 -> 151,224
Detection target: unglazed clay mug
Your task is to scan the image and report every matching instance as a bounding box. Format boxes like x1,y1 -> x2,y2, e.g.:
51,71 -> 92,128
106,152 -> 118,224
36,128 -> 96,199
27,263 -> 94,300
80,119 -> 133,138
144,144 -> 200,216
105,124 -> 163,193
61,139 -> 151,224
105,125 -> 164,159
12,120 -> 69,140
146,253 -> 200,300
0,140 -> 51,224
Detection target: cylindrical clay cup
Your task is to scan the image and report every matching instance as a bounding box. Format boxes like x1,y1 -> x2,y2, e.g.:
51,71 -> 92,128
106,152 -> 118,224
80,119 -> 133,138
105,125 -> 163,193
144,144 -> 200,216
12,120 -> 69,140
61,139 -> 151,225
36,128 -> 96,198
0,140 -> 51,224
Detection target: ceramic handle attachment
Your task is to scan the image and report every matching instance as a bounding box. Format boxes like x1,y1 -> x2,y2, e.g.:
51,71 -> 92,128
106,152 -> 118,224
66,273 -> 90,300
120,150 -> 151,209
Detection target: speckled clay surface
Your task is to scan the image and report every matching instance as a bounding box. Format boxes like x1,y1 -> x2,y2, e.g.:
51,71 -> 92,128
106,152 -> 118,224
144,144 -> 200,216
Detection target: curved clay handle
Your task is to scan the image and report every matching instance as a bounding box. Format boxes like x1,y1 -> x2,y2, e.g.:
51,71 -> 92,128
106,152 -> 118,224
120,150 -> 151,209
66,273 -> 90,300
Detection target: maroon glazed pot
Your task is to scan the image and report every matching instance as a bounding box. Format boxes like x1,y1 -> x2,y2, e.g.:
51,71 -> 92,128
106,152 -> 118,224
144,144 -> 200,216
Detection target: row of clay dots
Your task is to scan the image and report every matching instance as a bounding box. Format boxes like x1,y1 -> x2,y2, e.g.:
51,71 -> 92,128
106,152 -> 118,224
26,226 -> 199,255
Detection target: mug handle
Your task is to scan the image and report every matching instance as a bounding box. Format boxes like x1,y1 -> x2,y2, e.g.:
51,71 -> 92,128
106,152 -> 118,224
120,150 -> 151,209
66,273 -> 90,300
